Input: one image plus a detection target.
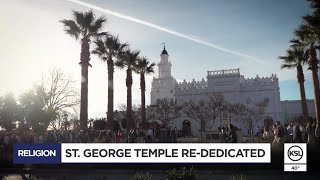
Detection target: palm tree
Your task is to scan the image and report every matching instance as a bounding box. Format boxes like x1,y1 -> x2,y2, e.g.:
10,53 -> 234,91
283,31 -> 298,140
115,49 -> 140,131
134,57 -> 156,128
92,34 -> 128,131
60,10 -> 107,130
291,16 -> 320,128
307,0 -> 320,16
279,47 -> 309,123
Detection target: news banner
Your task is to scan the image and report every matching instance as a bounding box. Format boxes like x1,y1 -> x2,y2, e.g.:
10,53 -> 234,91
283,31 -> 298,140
13,143 -> 307,172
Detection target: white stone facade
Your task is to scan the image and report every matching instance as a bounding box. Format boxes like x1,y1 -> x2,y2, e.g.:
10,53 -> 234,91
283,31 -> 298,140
150,47 -> 315,136
173,69 -> 281,135
150,47 -> 177,105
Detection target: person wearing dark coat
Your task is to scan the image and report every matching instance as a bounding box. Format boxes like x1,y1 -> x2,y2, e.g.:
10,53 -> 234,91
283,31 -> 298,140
227,124 -> 237,143
293,123 -> 303,143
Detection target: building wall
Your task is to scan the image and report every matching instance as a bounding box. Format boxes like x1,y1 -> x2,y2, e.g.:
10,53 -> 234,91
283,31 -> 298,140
149,49 -> 315,137
280,100 -> 316,122
150,77 -> 177,105
172,69 -> 282,136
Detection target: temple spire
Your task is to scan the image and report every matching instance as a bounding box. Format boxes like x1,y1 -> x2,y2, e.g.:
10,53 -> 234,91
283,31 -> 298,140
161,42 -> 168,55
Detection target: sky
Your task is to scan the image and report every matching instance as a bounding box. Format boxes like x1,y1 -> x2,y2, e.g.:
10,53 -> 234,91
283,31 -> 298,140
0,0 -> 315,118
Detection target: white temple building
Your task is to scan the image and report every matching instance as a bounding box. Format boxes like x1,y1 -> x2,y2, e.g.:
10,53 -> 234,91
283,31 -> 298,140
150,46 -> 316,136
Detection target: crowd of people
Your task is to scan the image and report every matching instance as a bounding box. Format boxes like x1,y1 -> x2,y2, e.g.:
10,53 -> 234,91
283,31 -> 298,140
260,120 -> 320,149
1,120 -> 319,153
218,124 -> 238,143
0,127 -> 178,151
0,127 -> 179,163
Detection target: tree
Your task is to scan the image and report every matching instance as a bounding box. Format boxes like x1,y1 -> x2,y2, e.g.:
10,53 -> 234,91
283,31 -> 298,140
184,94 -> 226,131
19,69 -> 79,133
69,116 -> 80,130
228,98 -> 269,139
134,57 -> 155,128
35,68 -> 80,130
61,10 -> 107,130
291,14 -> 320,129
152,98 -> 182,127
92,34 -> 128,131
36,68 -> 80,113
49,111 -> 75,131
279,47 -> 309,124
307,0 -> 320,16
0,93 -> 22,131
115,104 -> 142,128
92,118 -> 107,130
115,49 -> 140,130
19,90 -> 55,134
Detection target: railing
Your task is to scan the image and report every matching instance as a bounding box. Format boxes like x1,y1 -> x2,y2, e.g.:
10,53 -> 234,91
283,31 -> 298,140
207,69 -> 240,76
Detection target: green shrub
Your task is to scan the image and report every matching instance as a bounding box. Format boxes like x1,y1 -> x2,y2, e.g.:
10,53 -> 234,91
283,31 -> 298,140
133,172 -> 153,180
229,174 -> 247,180
166,168 -> 179,180
166,167 -> 200,180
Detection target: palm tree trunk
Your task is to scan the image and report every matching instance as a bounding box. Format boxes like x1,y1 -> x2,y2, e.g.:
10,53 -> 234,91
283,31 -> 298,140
126,68 -> 134,130
309,47 -> 320,129
140,73 -> 146,128
79,37 -> 90,130
297,64 -> 309,124
106,58 -> 114,131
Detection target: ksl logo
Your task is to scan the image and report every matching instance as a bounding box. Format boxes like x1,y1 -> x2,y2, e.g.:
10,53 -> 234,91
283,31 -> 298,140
284,144 -> 306,164
287,145 -> 303,161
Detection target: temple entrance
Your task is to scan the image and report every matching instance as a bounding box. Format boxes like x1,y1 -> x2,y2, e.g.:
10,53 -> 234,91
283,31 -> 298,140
182,120 -> 191,137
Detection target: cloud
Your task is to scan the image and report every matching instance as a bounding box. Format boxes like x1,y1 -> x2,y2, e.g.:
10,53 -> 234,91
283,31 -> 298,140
65,0 -> 264,64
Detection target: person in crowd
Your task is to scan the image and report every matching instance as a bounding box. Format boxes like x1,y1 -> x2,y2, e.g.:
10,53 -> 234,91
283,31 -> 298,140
272,123 -> 283,149
0,133 -> 4,144
4,133 -> 10,146
147,127 -> 153,143
293,123 -> 303,143
262,127 -> 272,143
116,129 -> 122,143
315,124 -> 320,144
38,134 -> 44,144
306,121 -> 315,144
219,126 -> 227,143
300,124 -> 307,142
227,124 -> 237,143
287,123 -> 293,142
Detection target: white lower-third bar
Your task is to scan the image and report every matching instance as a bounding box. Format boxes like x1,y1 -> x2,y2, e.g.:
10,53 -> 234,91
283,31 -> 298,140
61,143 -> 271,163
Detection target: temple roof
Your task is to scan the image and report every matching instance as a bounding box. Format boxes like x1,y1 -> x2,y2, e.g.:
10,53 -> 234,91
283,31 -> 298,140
161,46 -> 168,55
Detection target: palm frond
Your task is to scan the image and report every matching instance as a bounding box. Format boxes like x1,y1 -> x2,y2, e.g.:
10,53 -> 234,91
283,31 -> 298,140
146,63 -> 156,74
114,60 -> 125,69
303,15 -> 318,26
73,10 -> 86,30
96,31 -> 109,37
90,16 -> 107,35
84,10 -> 95,29
281,64 -> 296,69
120,42 -> 129,51
135,57 -> 155,75
60,19 -> 81,40
92,39 -> 108,61
279,47 -> 306,69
